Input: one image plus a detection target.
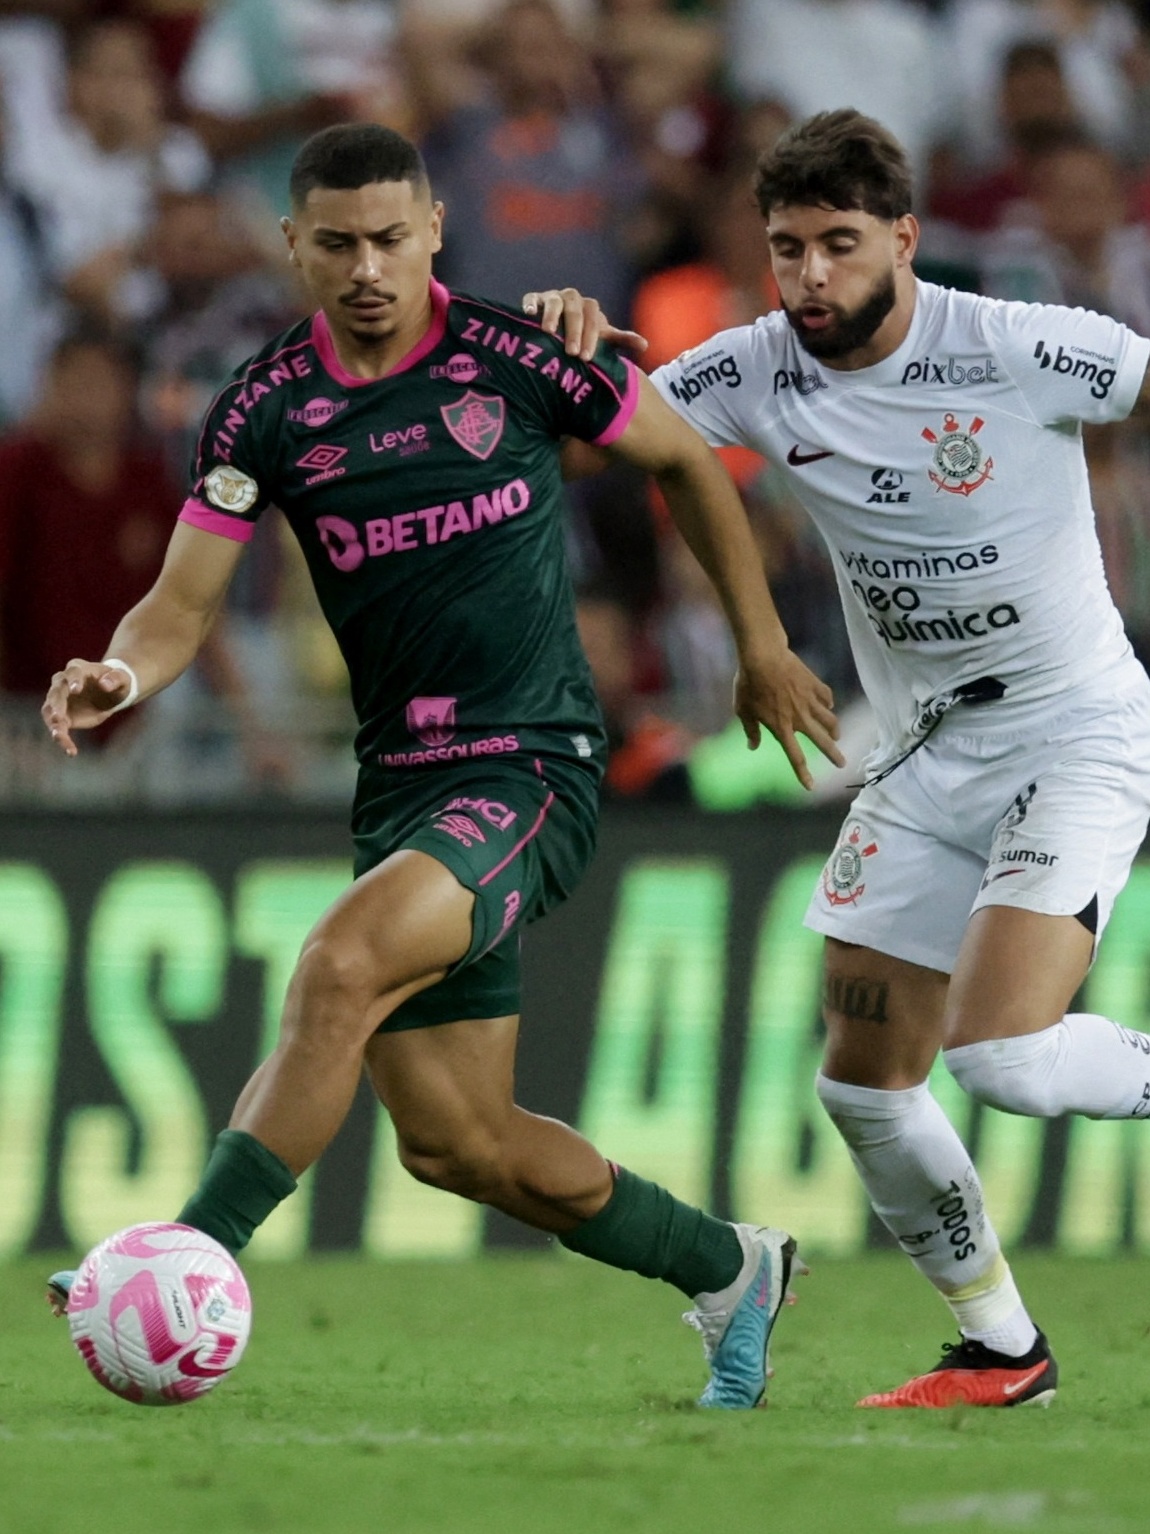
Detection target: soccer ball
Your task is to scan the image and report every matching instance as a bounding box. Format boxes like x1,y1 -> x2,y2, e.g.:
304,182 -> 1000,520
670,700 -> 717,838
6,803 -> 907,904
66,1222 -> 252,1406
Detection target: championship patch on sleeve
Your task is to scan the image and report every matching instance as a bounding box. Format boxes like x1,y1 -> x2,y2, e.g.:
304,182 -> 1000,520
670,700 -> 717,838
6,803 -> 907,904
204,465 -> 259,514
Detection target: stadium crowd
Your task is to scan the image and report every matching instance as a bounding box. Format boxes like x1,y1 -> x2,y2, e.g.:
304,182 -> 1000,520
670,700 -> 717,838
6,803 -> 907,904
3,0 -> 1150,805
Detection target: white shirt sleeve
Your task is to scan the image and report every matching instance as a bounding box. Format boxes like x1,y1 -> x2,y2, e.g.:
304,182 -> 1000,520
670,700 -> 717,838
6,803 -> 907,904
984,297 -> 1150,427
648,330 -> 754,450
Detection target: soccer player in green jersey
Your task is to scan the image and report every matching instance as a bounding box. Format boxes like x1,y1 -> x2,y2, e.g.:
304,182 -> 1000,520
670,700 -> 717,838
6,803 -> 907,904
42,124 -> 841,1407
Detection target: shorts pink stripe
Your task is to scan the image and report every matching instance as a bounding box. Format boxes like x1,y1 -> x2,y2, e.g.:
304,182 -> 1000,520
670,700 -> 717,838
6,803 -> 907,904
478,792 -> 555,886
178,498 -> 254,543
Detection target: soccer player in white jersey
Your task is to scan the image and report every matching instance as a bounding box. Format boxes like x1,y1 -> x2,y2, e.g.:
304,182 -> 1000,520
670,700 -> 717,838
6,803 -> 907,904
531,107 -> 1150,1408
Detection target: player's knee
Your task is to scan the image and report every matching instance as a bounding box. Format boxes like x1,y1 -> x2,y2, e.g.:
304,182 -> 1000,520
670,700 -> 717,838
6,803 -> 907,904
396,1129 -> 504,1202
943,1036 -> 1061,1117
287,935 -> 382,1038
815,1069 -> 929,1147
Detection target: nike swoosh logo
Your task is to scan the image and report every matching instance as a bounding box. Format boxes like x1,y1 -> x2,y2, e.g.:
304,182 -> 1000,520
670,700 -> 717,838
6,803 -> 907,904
1002,1364 -> 1047,1397
786,445 -> 834,466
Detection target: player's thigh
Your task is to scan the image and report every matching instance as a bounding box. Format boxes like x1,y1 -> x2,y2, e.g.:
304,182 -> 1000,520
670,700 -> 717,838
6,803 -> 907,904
804,777 -> 987,975
946,754 -> 1150,1043
821,938 -> 949,1088
289,848 -> 475,1020
364,1013 -> 520,1156
944,907 -> 1093,1046
357,758 -> 597,1035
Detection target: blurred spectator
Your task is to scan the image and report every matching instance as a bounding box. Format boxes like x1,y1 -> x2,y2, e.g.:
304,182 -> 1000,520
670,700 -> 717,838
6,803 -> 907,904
725,0 -> 943,183
631,155 -> 775,487
179,0 -> 404,223
566,457 -> 663,618
0,0 -> 77,166
981,130 -> 1150,333
131,190 -> 301,474
576,591 -> 692,800
593,0 -> 727,273
5,19 -> 210,314
416,0 -> 641,320
0,329 -> 176,707
937,0 -> 1141,171
0,326 -> 295,793
929,41 -> 1081,232
0,91 -> 59,424
657,527 -> 738,737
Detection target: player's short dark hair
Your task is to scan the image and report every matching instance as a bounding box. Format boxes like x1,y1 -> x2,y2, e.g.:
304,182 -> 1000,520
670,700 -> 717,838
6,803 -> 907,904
1001,40 -> 1063,79
289,123 -> 429,210
754,109 -> 914,221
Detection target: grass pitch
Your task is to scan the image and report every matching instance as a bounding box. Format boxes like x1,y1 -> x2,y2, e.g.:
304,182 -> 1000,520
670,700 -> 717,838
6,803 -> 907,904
2,1252 -> 1147,1534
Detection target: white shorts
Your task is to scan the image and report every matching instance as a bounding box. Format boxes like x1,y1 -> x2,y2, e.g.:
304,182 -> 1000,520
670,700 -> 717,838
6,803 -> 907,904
804,680 -> 1150,974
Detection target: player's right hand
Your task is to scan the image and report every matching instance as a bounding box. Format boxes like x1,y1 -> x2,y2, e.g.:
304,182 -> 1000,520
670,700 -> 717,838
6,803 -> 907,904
522,288 -> 648,362
735,649 -> 845,792
41,660 -> 133,757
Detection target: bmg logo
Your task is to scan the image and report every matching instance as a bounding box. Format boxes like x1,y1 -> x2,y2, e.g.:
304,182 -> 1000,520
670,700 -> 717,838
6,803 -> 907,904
1033,340 -> 1116,400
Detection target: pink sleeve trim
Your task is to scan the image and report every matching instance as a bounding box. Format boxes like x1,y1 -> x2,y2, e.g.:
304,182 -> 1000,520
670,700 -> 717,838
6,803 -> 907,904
591,359 -> 641,446
178,498 -> 255,543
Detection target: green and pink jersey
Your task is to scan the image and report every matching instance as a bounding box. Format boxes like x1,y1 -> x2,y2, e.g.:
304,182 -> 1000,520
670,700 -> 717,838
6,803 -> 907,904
181,279 -> 639,772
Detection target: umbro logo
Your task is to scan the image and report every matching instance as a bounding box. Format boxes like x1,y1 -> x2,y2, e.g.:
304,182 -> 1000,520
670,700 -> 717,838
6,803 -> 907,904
786,445 -> 834,467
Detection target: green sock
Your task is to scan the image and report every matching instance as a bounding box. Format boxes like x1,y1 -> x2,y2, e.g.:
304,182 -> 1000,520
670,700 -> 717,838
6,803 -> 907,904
176,1129 -> 297,1256
559,1166 -> 743,1298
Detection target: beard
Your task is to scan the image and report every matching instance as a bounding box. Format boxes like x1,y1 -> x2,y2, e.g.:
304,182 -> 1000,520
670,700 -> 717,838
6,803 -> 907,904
784,270 -> 897,360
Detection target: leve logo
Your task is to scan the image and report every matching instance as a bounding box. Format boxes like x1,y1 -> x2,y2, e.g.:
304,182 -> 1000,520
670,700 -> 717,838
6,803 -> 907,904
441,392 -> 505,461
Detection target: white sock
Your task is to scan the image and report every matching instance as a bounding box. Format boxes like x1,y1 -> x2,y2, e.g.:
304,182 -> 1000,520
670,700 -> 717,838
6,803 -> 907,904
815,1073 -> 1038,1356
945,1014 -> 1150,1120
963,1300 -> 1039,1358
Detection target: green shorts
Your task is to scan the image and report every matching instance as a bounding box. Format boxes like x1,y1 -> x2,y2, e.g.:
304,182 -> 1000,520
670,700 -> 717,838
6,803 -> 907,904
351,755 -> 600,1030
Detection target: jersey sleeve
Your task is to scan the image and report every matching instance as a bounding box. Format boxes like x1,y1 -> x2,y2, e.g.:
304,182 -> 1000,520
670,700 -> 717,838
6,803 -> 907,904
647,331 -> 753,449
180,368 -> 275,543
517,332 -> 641,444
984,299 -> 1150,427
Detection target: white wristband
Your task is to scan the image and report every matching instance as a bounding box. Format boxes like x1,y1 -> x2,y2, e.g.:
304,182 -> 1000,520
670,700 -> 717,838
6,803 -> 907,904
102,658 -> 140,714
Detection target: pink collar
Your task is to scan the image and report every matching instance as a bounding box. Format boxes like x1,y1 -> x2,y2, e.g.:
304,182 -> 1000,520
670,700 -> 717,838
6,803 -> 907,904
310,277 -> 451,387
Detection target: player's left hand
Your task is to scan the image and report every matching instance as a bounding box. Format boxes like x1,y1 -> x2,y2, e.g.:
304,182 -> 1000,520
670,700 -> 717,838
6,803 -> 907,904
735,650 -> 845,791
522,288 -> 647,362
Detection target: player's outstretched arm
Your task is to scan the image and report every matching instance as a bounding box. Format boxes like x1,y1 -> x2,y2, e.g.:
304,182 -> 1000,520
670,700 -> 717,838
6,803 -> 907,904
610,376 -> 845,789
42,522 -> 245,756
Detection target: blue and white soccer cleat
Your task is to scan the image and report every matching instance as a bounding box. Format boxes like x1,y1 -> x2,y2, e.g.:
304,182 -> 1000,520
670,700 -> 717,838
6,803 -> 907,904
45,1269 -> 75,1318
683,1225 -> 805,1408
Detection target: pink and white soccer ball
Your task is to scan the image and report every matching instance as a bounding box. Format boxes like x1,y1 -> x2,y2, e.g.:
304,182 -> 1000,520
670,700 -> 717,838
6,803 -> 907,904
66,1222 -> 252,1406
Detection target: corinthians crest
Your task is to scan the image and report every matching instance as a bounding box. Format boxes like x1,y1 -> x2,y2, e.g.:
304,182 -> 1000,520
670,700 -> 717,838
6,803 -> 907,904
441,391 -> 505,461
823,821 -> 878,907
922,413 -> 994,497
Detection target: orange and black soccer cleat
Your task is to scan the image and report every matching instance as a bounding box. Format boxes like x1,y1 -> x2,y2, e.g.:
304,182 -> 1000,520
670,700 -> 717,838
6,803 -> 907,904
857,1332 -> 1057,1408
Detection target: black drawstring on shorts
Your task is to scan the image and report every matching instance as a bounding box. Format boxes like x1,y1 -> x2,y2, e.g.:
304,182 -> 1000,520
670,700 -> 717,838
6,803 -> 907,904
862,676 -> 1007,787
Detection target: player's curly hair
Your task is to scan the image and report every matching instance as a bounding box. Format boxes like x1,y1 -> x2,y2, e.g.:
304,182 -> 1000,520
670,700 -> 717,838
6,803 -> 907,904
754,109 -> 914,221
290,124 -> 429,209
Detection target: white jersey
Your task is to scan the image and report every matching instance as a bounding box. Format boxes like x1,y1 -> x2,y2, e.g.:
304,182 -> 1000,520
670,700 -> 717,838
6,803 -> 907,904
650,281 -> 1150,764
